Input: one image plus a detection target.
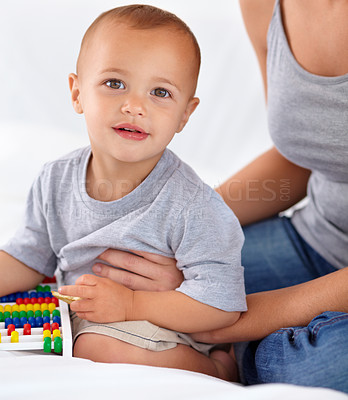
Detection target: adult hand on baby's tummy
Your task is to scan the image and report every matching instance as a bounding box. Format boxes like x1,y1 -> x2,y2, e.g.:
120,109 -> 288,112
58,274 -> 134,323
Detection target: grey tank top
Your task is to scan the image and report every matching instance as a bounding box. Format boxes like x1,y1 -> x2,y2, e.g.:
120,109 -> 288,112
267,0 -> 348,269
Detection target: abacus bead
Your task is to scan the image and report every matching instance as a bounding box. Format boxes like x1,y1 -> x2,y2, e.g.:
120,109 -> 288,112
30,292 -> 37,298
54,336 -> 62,353
51,297 -> 59,306
11,331 -> 19,343
35,310 -> 42,318
11,304 -> 19,312
19,311 -> 27,319
4,311 -> 11,319
31,298 -> 38,304
22,291 -> 29,298
4,305 -> 12,313
37,297 -> 44,304
8,293 -> 16,302
26,304 -> 33,312
43,336 -> 52,353
16,298 -> 24,305
43,310 -> 50,318
7,324 -> 15,335
52,309 -> 60,317
37,291 -> 44,299
5,318 -> 13,328
15,292 -> 22,299
43,330 -> 51,340
36,285 -> 44,292
19,304 -> 26,312
12,311 -> 20,319
44,297 -> 51,304
27,310 -> 34,318
23,298 -> 31,305
43,322 -> 51,332
51,322 -> 59,331
35,316 -> 43,327
43,285 -> 51,292
52,329 -> 61,339
28,317 -> 36,327
0,312 -> 4,322
44,291 -> 52,298
0,332 -> 1,342
23,324 -> 31,335
20,317 -> 28,327
13,317 -> 21,328
0,296 -> 9,302
48,303 -> 56,313
33,304 -> 41,312
43,316 -> 51,324
41,303 -> 48,312
0,305 -> 3,312
52,316 -> 61,325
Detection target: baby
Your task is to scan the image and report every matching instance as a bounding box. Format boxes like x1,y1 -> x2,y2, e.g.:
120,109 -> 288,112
0,5 -> 246,380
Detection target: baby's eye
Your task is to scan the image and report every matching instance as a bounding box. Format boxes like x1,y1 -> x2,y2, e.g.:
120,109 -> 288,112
105,80 -> 125,89
151,88 -> 171,98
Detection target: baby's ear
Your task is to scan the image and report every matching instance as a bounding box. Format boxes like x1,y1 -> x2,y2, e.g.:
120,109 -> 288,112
68,73 -> 83,114
176,97 -> 200,133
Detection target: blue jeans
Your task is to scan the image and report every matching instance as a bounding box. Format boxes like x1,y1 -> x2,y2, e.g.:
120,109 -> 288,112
235,216 -> 348,393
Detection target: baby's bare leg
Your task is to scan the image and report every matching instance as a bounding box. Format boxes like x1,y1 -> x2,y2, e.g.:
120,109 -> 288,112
74,333 -> 237,381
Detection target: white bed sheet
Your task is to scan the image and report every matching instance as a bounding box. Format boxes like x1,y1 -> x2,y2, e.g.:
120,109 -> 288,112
0,352 -> 346,400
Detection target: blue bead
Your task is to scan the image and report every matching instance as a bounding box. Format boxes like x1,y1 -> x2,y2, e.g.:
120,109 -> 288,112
13,317 -> 21,328
0,296 -> 9,302
15,292 -> 22,299
28,317 -> 36,327
30,292 -> 38,298
35,316 -> 43,327
52,316 -> 61,326
36,291 -> 44,298
8,294 -> 16,302
44,291 -> 53,298
20,317 -> 28,327
5,317 -> 13,328
22,291 -> 29,298
43,316 -> 51,324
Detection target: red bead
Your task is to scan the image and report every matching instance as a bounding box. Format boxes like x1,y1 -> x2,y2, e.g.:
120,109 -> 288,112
51,322 -> 59,332
44,297 -> 51,304
37,297 -> 44,304
31,298 -> 38,304
43,322 -> 51,332
7,324 -> 15,336
51,297 -> 59,306
23,298 -> 31,305
16,298 -> 24,305
23,324 -> 31,335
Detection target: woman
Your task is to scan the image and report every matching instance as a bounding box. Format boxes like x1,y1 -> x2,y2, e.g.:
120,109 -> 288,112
91,0 -> 348,392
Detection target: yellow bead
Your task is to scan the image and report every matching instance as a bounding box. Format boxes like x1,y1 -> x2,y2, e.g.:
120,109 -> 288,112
11,331 -> 19,343
11,304 -> 19,312
26,304 -> 33,312
41,303 -> 48,312
52,329 -> 61,339
0,332 -> 2,343
48,303 -> 56,313
4,305 -> 12,313
43,330 -> 51,340
33,304 -> 41,312
19,304 -> 27,312
0,305 -> 3,313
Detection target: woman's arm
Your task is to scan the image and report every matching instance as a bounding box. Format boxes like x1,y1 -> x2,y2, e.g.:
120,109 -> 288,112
192,267 -> 348,343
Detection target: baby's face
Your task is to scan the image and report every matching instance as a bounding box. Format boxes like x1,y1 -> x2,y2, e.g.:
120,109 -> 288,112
70,22 -> 199,165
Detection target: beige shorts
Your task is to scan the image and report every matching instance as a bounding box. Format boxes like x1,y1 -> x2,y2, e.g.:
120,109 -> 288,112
71,312 -> 214,356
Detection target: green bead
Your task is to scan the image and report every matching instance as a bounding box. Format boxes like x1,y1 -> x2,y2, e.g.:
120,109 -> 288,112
27,310 -> 34,318
54,336 -> 62,353
0,312 -> 4,322
43,285 -> 51,292
19,311 -> 27,319
34,310 -> 42,318
12,311 -> 20,319
43,310 -> 50,318
43,336 -> 52,353
36,285 -> 44,292
4,311 -> 11,319
52,309 -> 61,317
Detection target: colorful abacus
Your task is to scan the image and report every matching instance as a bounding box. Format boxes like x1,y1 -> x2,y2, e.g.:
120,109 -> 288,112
0,283 -> 72,356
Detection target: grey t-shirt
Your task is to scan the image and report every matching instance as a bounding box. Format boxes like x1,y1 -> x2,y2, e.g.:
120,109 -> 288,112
267,0 -> 348,269
2,147 -> 247,312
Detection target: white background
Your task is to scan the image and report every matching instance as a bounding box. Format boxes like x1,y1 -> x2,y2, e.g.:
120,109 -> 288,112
0,0 -> 271,243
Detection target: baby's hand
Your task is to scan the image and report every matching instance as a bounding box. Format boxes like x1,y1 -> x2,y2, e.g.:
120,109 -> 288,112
58,274 -> 134,323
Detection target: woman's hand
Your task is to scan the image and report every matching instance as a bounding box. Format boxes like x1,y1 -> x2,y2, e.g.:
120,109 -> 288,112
92,249 -> 184,291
